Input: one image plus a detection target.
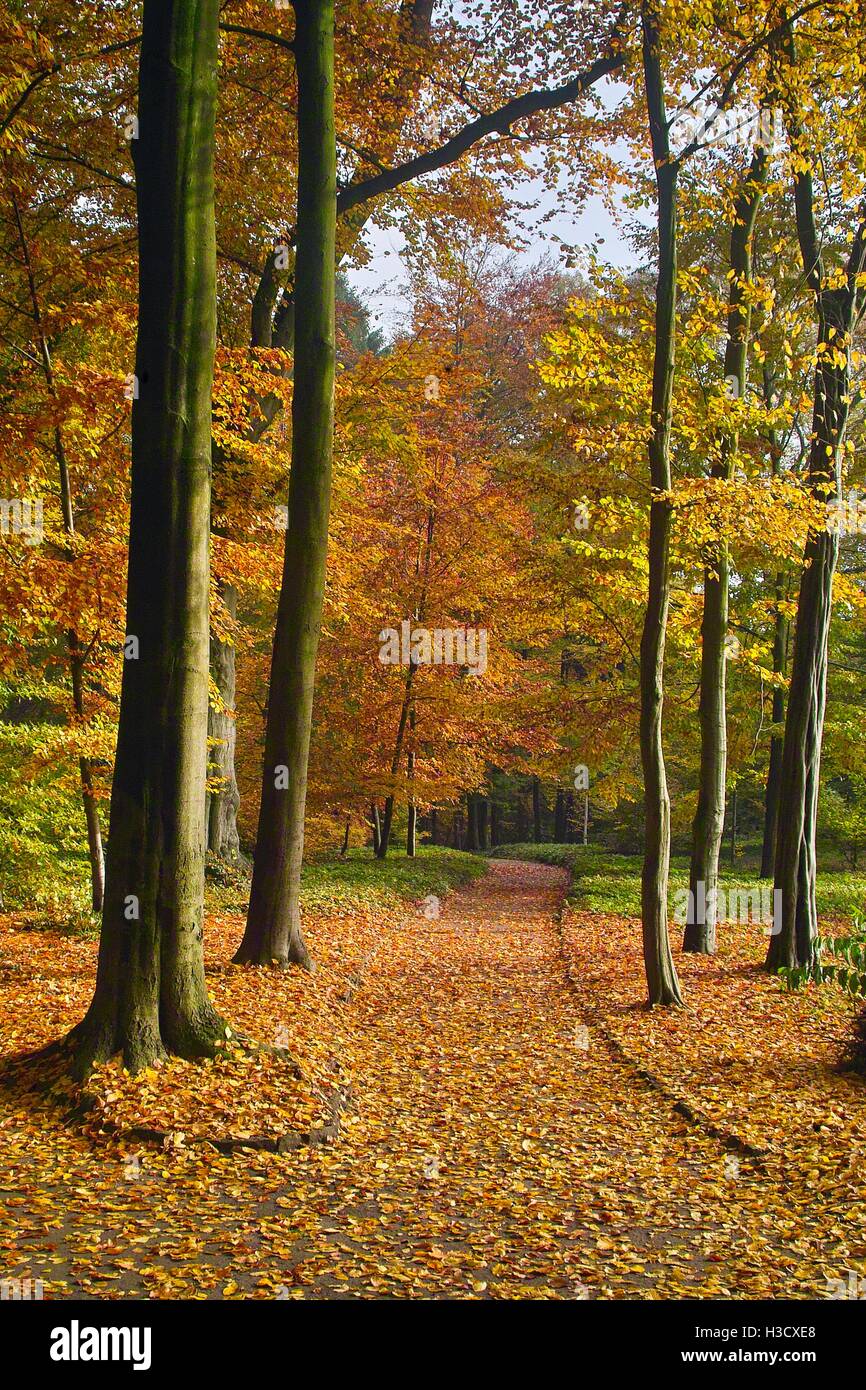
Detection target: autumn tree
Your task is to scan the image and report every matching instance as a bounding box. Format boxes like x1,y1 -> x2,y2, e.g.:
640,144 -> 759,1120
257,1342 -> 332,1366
767,10 -> 866,972
69,0 -> 227,1072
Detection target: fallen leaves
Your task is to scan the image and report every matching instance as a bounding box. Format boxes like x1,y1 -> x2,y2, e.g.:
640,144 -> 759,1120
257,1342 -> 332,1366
0,862 -> 865,1299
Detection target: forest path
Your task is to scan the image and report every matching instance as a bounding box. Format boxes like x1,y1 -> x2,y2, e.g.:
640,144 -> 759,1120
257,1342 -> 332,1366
0,859 -> 840,1298
251,859 -> 827,1298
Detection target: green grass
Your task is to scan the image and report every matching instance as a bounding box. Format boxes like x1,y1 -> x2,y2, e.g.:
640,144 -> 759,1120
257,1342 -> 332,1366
209,844 -> 486,917
490,842 -> 866,923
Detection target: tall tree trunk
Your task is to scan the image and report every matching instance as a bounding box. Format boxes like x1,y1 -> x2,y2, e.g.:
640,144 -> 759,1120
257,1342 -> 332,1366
234,0 -> 336,968
639,6 -> 682,1006
766,50 -> 866,971
466,794 -> 480,851
760,386 -> 790,880
685,147 -> 766,953
70,645 -> 105,911
406,704 -> 417,856
377,661 -> 417,860
760,574 -> 789,877
206,581 -> 245,865
554,789 -> 567,843
371,802 -> 381,854
68,0 -> 223,1073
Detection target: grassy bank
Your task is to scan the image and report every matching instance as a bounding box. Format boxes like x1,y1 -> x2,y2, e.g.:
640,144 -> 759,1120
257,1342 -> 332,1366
490,843 -> 866,923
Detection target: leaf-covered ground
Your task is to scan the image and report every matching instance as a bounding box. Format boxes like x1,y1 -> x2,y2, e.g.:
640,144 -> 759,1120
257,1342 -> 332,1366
1,860 -> 864,1299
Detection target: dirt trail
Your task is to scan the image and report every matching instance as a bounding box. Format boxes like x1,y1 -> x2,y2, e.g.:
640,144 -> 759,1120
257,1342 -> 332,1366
0,860 -> 844,1298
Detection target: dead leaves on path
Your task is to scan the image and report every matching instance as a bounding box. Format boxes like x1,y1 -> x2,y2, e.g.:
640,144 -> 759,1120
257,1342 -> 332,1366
0,864 -> 865,1299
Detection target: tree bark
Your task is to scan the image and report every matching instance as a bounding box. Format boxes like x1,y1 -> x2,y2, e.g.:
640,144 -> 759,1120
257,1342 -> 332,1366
554,789 -> 567,843
639,6 -> 683,1006
760,384 -> 790,880
69,0 -> 224,1073
406,705 -> 417,857
466,794 -> 480,852
685,147 -> 766,953
235,0 -> 336,968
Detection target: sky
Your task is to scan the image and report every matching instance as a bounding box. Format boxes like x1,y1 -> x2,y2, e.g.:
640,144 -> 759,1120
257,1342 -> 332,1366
342,30 -> 642,341
344,183 -> 636,340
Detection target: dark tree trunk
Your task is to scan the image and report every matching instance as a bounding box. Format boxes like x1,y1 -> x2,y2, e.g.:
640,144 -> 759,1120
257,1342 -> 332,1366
406,704 -> 417,856
686,147 -> 766,953
639,7 -> 683,1006
69,0 -> 224,1073
340,819 -> 350,857
491,800 -> 501,847
235,0 -> 336,967
554,789 -> 567,843
466,794 -> 480,851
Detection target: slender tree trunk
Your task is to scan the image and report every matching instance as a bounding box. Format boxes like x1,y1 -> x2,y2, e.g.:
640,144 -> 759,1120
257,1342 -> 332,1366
639,7 -> 682,1006
371,802 -> 381,854
760,390 -> 790,880
766,67 -> 866,970
466,794 -> 479,851
491,800 -> 500,847
68,0 -> 224,1073
70,645 -> 105,911
340,819 -> 350,857
235,0 -> 336,967
377,662 -> 417,859
554,789 -> 567,843
406,704 -> 417,856
686,148 -> 766,952
760,578 -> 789,877
206,581 -> 246,865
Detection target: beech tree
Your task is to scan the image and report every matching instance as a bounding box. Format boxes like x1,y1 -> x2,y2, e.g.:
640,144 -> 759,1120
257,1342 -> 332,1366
684,144 -> 767,954
236,0 -> 629,967
766,16 -> 866,972
68,0 -> 225,1071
